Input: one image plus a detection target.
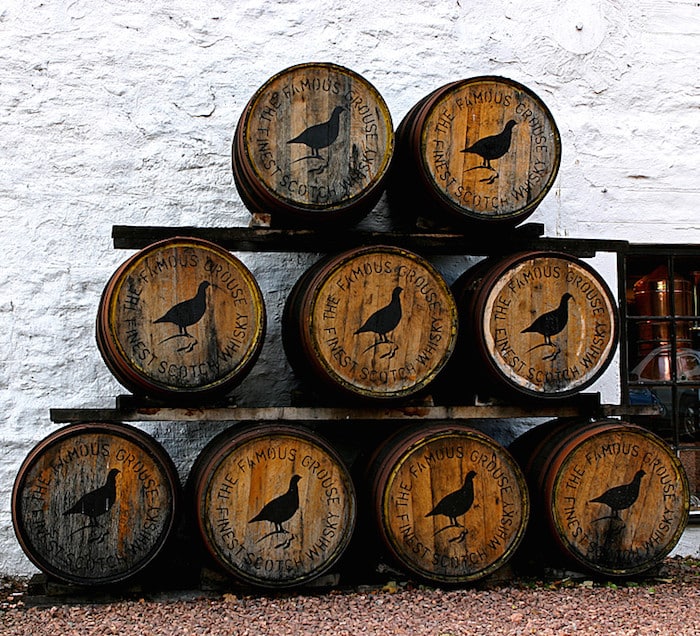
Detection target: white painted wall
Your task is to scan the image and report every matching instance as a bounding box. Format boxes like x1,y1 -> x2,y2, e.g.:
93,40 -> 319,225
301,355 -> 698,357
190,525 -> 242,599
1,0 -> 698,577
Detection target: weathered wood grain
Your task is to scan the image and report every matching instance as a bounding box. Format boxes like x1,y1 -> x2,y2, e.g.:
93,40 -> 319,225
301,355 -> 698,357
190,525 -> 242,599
283,245 -> 459,401
233,62 -> 394,226
12,423 -> 179,585
453,251 -> 619,399
368,424 -> 529,583
391,76 -> 561,229
514,419 -> 690,576
190,424 -> 356,588
96,237 -> 266,400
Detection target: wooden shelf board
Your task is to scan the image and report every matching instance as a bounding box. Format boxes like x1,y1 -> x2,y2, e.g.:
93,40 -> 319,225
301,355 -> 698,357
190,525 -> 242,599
111,224 -> 628,257
50,400 -> 659,424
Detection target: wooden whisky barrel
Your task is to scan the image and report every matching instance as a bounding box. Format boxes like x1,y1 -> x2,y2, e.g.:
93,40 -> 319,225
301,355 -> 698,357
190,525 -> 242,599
282,245 -> 459,402
189,424 -> 356,589
451,251 -> 618,400
390,76 -> 561,229
367,423 -> 529,584
510,419 -> 689,577
12,422 -> 180,586
232,62 -> 394,227
96,237 -> 266,401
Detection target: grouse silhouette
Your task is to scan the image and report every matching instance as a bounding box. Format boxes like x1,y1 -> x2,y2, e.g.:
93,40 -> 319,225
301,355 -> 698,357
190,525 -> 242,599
354,286 -> 403,357
153,281 -> 211,351
589,469 -> 646,521
521,292 -> 574,359
287,106 -> 345,162
63,468 -> 120,531
249,474 -> 302,542
426,470 -> 477,534
461,119 -> 517,183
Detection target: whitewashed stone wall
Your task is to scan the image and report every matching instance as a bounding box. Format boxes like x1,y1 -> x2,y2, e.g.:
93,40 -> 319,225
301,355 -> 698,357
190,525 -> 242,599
1,0 -> 698,577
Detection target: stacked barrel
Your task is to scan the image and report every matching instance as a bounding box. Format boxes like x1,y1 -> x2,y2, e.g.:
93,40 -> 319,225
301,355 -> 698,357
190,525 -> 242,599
365,424 -> 529,584
188,424 -> 357,589
12,63 -> 689,590
390,76 -> 561,231
232,62 -> 394,227
12,423 -> 180,586
509,418 -> 689,577
450,251 -> 618,402
95,236 -> 267,401
282,244 -> 459,403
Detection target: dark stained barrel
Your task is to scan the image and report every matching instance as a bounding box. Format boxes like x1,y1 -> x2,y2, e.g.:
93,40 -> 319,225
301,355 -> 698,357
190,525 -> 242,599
510,419 -> 690,577
451,251 -> 618,400
96,237 -> 266,401
12,423 -> 180,586
367,423 -> 529,584
282,245 -> 459,402
189,424 -> 356,589
232,62 -> 394,227
390,76 -> 561,230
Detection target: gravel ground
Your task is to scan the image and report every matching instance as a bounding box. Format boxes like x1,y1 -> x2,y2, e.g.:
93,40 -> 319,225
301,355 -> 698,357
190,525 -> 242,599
2,558 -> 699,635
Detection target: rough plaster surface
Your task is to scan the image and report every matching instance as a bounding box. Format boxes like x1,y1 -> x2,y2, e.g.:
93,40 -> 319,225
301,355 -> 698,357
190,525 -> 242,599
1,0 -> 698,576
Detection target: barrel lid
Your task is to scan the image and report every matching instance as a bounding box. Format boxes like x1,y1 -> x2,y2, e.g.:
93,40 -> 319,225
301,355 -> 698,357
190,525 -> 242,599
544,422 -> 689,576
12,422 -> 179,586
298,245 -> 458,400
192,424 -> 356,588
373,424 -> 529,583
475,251 -> 618,398
235,62 -> 394,220
413,76 -> 561,225
98,236 -> 265,399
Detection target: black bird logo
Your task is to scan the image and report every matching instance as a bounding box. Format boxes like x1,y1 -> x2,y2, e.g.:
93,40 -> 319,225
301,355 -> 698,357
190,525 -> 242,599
153,281 -> 211,353
354,286 -> 403,359
589,469 -> 646,523
249,474 -> 302,549
287,106 -> 345,174
425,470 -> 477,544
63,468 -> 120,543
521,292 -> 574,361
461,119 -> 517,184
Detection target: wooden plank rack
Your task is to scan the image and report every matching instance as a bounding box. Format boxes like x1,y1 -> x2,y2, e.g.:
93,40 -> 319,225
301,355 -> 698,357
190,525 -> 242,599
50,394 -> 659,424
111,223 -> 630,257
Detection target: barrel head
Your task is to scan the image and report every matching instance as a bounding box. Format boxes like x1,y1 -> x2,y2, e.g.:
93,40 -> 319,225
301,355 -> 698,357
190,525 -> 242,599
97,237 -> 266,400
285,245 -> 458,401
469,251 -> 619,399
371,425 -> 529,583
234,62 -> 394,225
12,423 -> 179,586
544,422 -> 690,576
192,424 -> 356,588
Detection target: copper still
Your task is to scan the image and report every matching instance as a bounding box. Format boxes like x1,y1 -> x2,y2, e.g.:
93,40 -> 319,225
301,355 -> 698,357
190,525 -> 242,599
633,265 -> 693,376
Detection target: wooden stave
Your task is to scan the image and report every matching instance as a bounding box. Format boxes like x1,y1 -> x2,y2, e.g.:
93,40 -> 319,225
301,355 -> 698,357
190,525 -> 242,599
189,423 -> 357,589
388,82 -> 461,228
232,62 -> 395,227
281,252 -> 341,392
11,422 -> 181,586
95,236 -> 266,401
282,245 -> 459,402
366,423 -> 530,584
231,119 -> 273,219
391,76 -> 561,230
